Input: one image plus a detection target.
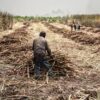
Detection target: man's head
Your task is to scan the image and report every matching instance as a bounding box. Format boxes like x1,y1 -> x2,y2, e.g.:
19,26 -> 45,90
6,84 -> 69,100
39,31 -> 46,38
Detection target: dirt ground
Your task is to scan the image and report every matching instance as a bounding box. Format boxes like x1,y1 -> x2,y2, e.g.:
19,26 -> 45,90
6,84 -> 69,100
0,21 -> 100,100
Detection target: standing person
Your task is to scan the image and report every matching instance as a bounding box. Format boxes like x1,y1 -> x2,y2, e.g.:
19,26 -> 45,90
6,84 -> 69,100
32,31 -> 52,79
70,24 -> 73,32
77,22 -> 81,30
73,23 -> 76,31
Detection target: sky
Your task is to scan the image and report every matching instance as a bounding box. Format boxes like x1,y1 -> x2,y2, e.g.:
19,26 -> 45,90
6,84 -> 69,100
0,0 -> 100,16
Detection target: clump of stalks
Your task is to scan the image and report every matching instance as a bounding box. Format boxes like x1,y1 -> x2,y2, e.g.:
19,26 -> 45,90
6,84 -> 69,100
0,11 -> 13,31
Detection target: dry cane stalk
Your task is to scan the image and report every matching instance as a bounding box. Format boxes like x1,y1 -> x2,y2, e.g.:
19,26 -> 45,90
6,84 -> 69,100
27,66 -> 30,78
45,61 -> 55,84
46,72 -> 49,84
1,72 -> 6,93
97,91 -> 100,100
68,94 -> 72,100
33,82 -> 46,92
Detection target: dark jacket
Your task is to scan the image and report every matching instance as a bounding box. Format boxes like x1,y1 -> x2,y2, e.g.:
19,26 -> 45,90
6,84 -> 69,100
32,37 -> 51,57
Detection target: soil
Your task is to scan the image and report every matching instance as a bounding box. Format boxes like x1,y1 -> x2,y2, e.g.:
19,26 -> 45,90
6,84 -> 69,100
0,21 -> 100,100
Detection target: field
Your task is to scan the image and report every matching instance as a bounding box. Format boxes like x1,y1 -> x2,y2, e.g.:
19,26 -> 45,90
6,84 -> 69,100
0,15 -> 100,100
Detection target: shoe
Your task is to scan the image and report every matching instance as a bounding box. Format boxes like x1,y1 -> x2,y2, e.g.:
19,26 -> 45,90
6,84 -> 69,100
48,71 -> 54,77
34,76 -> 40,80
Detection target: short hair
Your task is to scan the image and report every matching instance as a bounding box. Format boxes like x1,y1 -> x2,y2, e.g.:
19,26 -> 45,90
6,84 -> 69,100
39,31 -> 46,37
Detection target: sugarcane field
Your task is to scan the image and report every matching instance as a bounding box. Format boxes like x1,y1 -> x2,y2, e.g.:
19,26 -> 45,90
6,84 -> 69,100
0,8 -> 100,100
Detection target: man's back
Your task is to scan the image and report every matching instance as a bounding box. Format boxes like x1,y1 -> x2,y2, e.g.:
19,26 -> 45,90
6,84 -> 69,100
32,36 -> 51,56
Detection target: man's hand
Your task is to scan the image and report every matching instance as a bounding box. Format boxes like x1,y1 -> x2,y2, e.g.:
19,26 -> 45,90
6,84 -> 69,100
50,55 -> 53,59
32,57 -> 36,63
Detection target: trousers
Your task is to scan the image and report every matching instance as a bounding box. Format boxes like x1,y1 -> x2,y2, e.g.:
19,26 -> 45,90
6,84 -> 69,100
33,54 -> 51,77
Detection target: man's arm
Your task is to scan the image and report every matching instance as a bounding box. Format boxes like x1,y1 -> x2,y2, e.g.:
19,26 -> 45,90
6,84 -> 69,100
32,40 -> 34,51
45,41 -> 51,56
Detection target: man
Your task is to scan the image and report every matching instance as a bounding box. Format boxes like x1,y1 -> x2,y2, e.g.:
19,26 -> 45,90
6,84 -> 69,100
70,24 -> 73,32
77,22 -> 81,30
32,31 -> 52,79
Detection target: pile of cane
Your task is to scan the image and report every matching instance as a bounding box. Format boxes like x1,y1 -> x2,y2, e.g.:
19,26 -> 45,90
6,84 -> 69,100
47,52 -> 73,77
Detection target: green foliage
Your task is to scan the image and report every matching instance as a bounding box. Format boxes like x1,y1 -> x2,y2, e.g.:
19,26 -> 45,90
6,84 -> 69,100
14,14 -> 100,28
14,16 -> 68,23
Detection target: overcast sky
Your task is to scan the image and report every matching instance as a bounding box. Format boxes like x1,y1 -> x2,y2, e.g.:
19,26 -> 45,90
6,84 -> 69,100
0,0 -> 100,16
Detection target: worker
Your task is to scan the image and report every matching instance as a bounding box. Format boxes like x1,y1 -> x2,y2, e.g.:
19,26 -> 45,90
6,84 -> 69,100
73,23 -> 76,31
70,24 -> 73,32
32,31 -> 52,80
77,22 -> 81,30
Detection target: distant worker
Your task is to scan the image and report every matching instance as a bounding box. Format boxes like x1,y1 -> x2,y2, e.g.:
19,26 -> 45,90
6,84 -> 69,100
73,23 -> 77,31
77,22 -> 81,30
32,31 -> 52,79
70,24 -> 73,32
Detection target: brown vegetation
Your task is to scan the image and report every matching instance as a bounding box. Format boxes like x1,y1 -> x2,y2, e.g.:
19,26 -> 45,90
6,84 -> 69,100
0,12 -> 13,31
0,20 -> 100,100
